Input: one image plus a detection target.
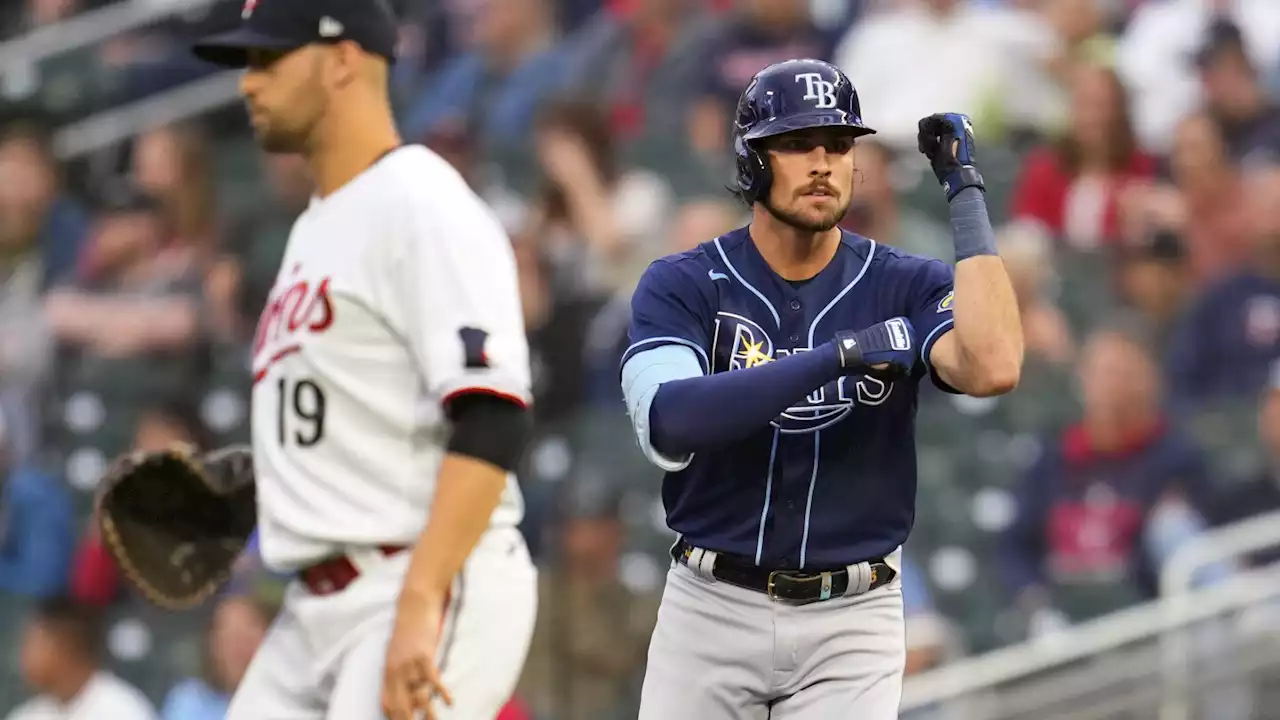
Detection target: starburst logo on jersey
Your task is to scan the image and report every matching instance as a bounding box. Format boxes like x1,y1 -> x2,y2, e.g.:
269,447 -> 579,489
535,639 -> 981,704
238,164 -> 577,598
937,290 -> 954,313
712,312 -> 775,373
711,311 -> 894,433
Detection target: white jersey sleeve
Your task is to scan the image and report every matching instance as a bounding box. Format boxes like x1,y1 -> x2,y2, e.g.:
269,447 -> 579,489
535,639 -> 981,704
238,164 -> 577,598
384,157 -> 532,410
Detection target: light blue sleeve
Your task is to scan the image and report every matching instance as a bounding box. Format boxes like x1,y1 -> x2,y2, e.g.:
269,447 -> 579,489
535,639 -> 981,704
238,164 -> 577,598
620,345 -> 704,472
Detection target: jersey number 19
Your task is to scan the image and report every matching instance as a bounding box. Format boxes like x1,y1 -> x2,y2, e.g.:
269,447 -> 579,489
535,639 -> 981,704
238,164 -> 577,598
277,376 -> 326,447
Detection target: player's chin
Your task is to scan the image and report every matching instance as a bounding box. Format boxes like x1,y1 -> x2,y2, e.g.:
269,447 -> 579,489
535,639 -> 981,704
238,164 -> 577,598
792,207 -> 846,233
254,126 -> 305,154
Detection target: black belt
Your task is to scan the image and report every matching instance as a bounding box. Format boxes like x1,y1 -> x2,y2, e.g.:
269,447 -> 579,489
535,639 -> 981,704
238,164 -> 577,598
673,539 -> 896,604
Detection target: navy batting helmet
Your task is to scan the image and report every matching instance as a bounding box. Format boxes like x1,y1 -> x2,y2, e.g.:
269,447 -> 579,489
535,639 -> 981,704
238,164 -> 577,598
733,59 -> 875,205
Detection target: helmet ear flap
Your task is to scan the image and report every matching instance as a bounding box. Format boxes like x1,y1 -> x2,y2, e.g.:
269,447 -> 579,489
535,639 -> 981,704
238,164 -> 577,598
734,136 -> 771,205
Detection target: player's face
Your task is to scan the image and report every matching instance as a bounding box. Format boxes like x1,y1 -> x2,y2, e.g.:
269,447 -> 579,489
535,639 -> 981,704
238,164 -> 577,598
762,128 -> 857,233
239,46 -> 328,153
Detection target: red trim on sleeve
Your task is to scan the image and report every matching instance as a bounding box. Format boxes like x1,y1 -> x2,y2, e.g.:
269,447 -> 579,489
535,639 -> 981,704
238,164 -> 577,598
441,387 -> 529,410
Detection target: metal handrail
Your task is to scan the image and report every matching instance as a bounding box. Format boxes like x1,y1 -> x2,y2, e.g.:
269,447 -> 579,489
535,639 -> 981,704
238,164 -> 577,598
1157,508 -> 1280,720
52,70 -> 241,159
1159,508 -> 1280,597
898,563 -> 1280,711
0,0 -> 219,70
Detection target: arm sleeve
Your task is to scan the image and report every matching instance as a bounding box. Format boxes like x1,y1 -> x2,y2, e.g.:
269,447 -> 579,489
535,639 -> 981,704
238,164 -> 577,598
906,259 -> 960,394
387,169 -> 532,411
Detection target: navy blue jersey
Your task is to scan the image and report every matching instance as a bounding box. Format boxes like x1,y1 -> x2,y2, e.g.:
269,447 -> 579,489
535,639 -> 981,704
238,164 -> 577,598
622,228 -> 957,569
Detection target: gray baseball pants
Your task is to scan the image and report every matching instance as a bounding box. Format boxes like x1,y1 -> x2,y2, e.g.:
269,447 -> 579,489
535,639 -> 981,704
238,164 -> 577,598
638,555 -> 906,719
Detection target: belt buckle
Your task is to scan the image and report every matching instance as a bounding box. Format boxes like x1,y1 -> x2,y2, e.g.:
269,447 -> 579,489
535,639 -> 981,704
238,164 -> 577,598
767,570 -> 835,602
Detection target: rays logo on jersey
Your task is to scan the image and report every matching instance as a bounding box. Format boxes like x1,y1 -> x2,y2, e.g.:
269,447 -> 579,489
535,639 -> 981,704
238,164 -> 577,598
711,312 -> 893,434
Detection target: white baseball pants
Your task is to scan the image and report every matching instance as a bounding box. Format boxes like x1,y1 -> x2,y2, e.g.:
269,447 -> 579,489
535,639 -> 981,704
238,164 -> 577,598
226,526 -> 537,719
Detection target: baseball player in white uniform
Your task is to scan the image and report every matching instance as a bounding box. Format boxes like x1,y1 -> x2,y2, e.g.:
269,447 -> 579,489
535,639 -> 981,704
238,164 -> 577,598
191,1 -> 537,719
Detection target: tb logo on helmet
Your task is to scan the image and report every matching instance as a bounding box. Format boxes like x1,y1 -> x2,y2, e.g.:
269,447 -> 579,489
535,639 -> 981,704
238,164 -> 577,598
795,72 -> 838,110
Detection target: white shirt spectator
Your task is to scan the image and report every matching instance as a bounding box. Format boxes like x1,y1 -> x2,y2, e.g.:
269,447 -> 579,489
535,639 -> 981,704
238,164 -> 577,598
5,671 -> 158,720
833,3 -> 1060,151
1116,0 -> 1280,153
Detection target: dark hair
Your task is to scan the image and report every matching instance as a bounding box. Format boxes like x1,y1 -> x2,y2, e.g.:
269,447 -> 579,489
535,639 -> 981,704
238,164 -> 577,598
33,596 -> 105,663
1058,65 -> 1140,175
535,100 -> 618,223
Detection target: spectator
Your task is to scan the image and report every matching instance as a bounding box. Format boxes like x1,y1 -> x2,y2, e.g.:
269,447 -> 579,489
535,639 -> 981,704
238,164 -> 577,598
1195,18 -> 1280,169
130,122 -> 221,262
0,120 -> 88,289
44,182 -> 202,360
557,0 -> 710,151
401,0 -> 567,170
1114,225 -> 1192,347
833,0 -> 1059,152
517,479 -> 658,720
1160,113 -> 1253,288
686,0 -> 828,158
0,409 -> 75,599
580,198 -> 741,408
1010,63 -> 1156,250
42,181 -> 206,461
1115,0 -> 1280,154
996,221 -> 1074,368
6,596 -> 157,719
842,139 -> 951,260
525,100 -> 673,295
899,556 -> 963,720
160,595 -> 269,720
1041,0 -> 1115,86
1167,164 -> 1280,405
0,123 -> 66,462
1001,323 -> 1216,628
514,237 -> 608,428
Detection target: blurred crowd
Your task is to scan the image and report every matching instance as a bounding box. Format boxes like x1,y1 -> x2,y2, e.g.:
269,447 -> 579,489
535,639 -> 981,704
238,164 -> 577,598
3,0 -> 1280,718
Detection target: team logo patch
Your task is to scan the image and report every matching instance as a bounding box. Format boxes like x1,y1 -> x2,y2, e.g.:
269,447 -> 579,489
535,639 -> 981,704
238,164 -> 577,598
886,318 -> 911,351
937,291 -> 955,313
458,327 -> 489,369
711,311 -> 895,434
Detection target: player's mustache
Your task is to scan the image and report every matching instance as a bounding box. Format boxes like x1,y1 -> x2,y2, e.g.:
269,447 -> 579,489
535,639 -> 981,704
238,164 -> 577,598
799,182 -> 838,197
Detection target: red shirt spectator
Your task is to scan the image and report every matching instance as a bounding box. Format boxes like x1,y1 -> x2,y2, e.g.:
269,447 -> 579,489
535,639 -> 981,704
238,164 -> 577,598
1012,64 -> 1156,249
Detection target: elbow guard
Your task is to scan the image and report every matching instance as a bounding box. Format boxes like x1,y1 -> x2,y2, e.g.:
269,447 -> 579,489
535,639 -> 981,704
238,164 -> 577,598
445,393 -> 532,472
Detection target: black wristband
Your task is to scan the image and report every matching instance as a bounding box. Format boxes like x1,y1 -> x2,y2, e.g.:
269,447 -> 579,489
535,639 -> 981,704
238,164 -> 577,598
445,393 -> 531,472
832,330 -> 864,370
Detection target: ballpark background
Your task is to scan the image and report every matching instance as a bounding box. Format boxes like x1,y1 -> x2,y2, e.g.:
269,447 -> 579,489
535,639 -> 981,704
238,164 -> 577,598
2,0 -> 1280,718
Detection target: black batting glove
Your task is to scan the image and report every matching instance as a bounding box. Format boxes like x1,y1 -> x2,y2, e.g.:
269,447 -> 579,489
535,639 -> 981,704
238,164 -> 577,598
917,113 -> 985,202
832,317 -> 917,380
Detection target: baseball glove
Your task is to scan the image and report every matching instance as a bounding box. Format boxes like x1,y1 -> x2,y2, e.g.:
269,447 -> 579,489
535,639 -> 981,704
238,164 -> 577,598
95,444 -> 257,610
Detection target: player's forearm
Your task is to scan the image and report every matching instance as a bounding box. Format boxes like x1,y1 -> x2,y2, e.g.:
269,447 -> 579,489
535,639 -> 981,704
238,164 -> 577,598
648,344 -> 842,455
947,189 -> 1023,396
400,453 -> 508,604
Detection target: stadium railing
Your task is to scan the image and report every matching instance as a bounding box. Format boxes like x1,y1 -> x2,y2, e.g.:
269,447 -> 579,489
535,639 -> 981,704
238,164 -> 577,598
898,562 -> 1280,719
52,69 -> 241,158
0,0 -> 220,70
1158,508 -> 1280,720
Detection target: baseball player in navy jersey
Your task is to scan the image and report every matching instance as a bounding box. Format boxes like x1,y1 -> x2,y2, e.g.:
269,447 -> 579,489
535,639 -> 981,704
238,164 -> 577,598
620,59 -> 1024,718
